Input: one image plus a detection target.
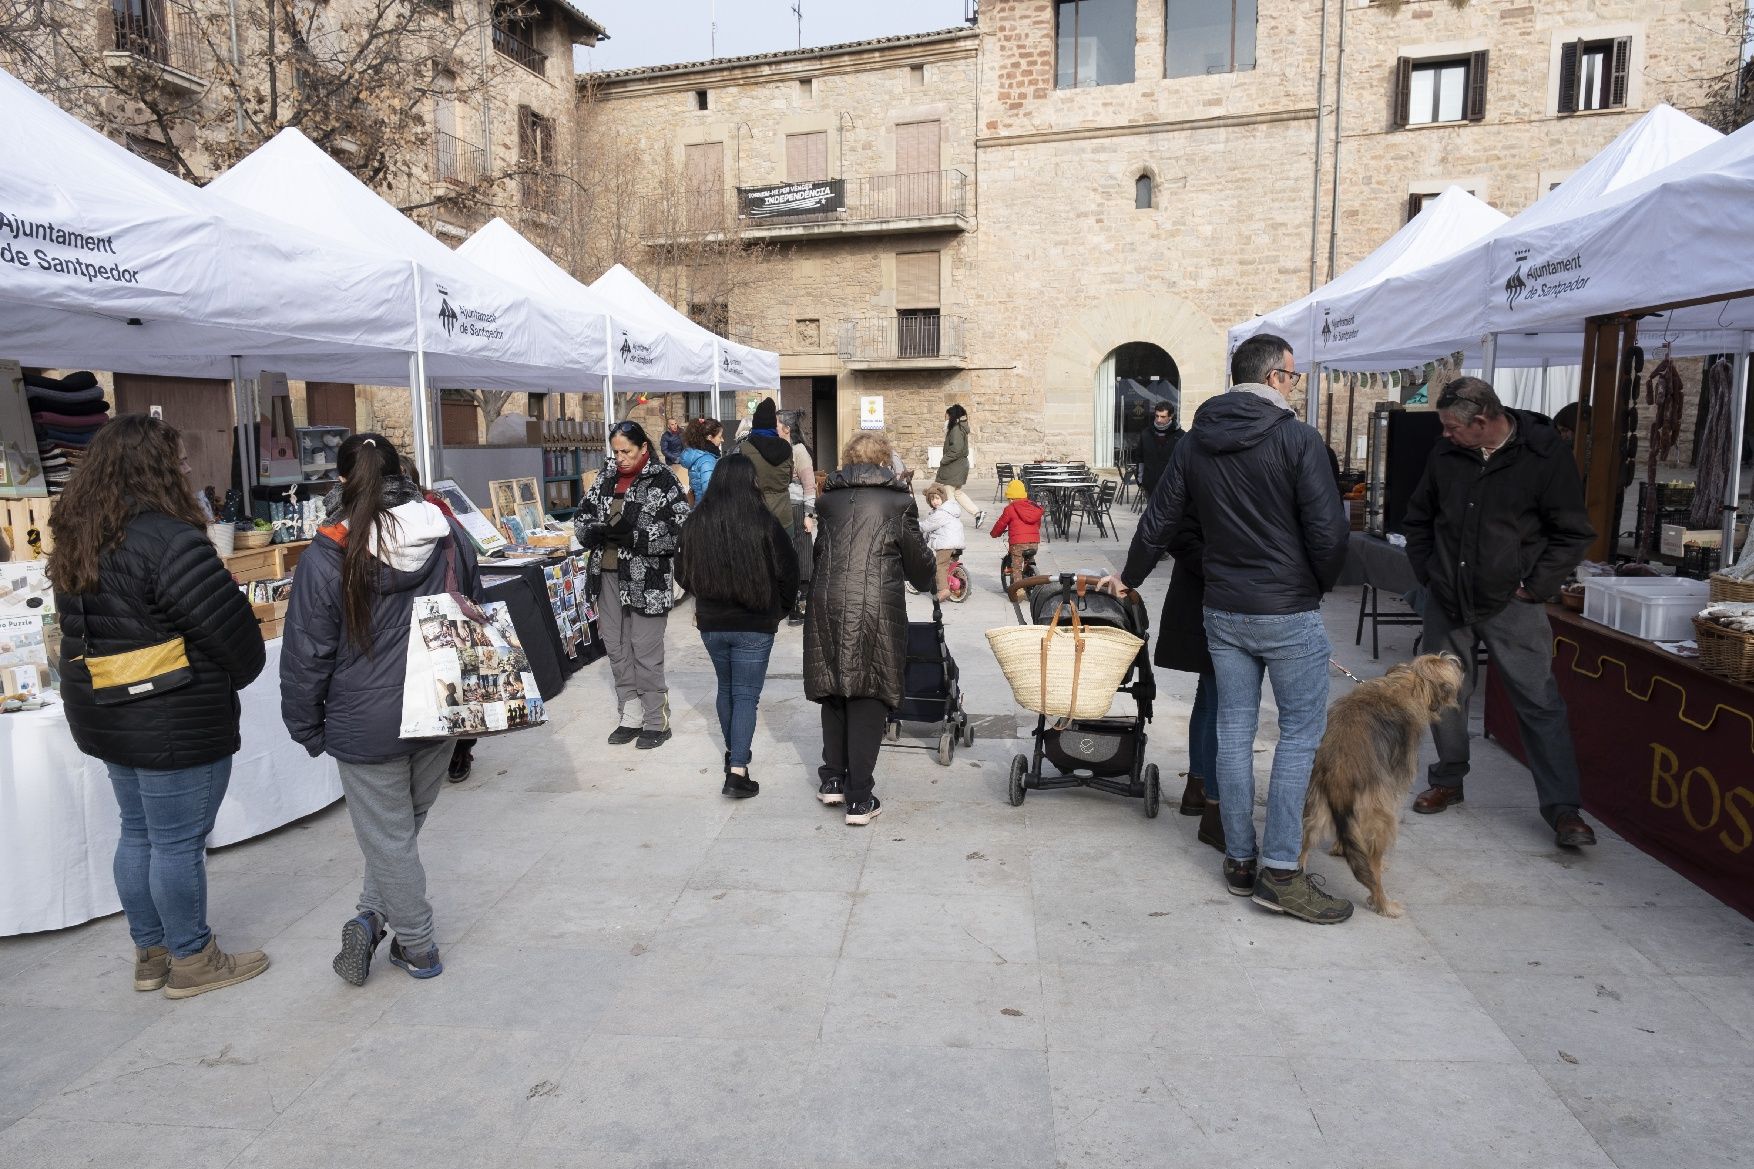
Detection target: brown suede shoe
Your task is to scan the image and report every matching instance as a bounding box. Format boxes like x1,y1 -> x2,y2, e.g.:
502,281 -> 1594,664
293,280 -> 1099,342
133,946 -> 169,992
1196,799 -> 1226,853
1413,785 -> 1465,814
1554,811 -> 1597,848
163,937 -> 269,1000
1178,774 -> 1206,816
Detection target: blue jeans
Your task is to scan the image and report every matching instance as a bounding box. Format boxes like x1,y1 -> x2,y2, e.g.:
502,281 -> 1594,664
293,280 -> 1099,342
1189,671 -> 1218,799
700,631 -> 776,768
1203,609 -> 1332,871
106,758 -> 232,957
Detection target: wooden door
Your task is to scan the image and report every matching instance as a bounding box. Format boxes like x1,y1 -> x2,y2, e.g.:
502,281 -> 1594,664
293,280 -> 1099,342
112,374 -> 236,497
684,141 -> 724,231
894,120 -> 941,216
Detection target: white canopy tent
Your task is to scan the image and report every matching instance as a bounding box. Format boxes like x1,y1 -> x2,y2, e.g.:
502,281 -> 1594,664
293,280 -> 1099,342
458,218 -> 712,434
589,263 -> 780,421
1229,187 -> 1507,365
0,68 -> 420,381
1307,104 -> 1724,372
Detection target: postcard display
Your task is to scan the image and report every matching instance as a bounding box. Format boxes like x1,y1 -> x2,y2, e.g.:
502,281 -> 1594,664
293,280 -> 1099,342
544,557 -> 597,659
0,560 -> 54,700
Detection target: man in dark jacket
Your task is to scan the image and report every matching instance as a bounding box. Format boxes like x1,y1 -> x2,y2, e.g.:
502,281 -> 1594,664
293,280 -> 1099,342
1402,377 -> 1598,847
1107,333 -> 1350,924
739,397 -> 795,529
1134,401 -> 1183,497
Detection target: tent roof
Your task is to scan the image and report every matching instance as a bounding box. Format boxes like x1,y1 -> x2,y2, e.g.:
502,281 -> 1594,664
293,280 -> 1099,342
458,218 -> 715,391
1306,104 -> 1724,369
0,66 -> 419,379
1229,187 -> 1506,353
589,264 -> 779,392
208,129 -> 603,389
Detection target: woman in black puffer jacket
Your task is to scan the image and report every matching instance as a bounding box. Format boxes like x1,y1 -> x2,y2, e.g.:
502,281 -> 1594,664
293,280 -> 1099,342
803,430 -> 935,825
50,415 -> 268,1000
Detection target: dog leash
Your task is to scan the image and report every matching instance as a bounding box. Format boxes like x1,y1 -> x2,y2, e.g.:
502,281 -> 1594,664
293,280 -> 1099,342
1329,658 -> 1365,685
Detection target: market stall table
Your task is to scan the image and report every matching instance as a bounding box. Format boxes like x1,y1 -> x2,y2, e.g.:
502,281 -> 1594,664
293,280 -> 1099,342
1337,532 -> 1423,659
1484,605 -> 1754,920
0,638 -> 341,937
477,556 -> 602,702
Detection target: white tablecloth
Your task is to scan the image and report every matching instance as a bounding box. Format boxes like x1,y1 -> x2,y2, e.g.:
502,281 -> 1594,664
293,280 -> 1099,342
0,638 -> 342,936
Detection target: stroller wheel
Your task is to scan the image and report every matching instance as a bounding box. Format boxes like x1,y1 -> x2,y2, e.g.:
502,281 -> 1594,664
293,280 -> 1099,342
960,713 -> 974,748
1142,764 -> 1161,819
937,727 -> 955,766
1007,754 -> 1028,806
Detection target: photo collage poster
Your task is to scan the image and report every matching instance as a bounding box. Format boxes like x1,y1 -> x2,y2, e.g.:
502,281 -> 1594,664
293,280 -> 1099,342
544,556 -> 595,657
412,595 -> 545,736
0,560 -> 56,695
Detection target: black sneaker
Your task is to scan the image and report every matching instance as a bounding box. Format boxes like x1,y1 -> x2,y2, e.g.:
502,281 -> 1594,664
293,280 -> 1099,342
723,769 -> 759,798
607,725 -> 641,746
446,747 -> 473,783
1223,856 -> 1257,896
787,610 -> 807,627
387,938 -> 443,979
1251,868 -> 1355,924
817,776 -> 846,805
845,797 -> 882,826
636,727 -> 672,750
332,910 -> 385,986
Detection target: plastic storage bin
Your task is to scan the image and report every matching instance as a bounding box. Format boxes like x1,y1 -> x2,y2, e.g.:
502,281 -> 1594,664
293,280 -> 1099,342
1580,577 -> 1708,642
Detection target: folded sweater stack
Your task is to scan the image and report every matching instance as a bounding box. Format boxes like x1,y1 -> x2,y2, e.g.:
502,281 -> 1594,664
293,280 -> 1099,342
25,371 -> 108,494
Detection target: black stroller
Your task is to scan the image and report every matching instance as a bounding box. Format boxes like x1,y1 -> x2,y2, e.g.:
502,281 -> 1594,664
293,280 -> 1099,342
1003,573 -> 1159,816
882,597 -> 974,765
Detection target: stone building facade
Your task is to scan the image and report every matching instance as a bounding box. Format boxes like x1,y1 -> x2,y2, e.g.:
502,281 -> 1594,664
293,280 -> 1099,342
584,0 -> 1730,477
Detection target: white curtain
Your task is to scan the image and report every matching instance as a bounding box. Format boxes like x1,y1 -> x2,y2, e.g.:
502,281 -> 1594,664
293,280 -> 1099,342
1497,364 -> 1581,417
1093,350 -> 1117,468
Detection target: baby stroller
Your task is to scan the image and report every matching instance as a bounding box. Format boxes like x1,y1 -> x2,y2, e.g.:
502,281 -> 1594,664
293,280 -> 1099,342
1003,573 -> 1159,816
882,597 -> 974,765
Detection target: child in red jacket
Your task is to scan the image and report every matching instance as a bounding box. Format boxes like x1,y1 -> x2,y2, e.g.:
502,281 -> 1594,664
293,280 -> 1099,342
990,479 -> 1043,583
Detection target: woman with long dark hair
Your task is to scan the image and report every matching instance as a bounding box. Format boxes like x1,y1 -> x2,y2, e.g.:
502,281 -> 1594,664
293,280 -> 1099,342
51,414 -> 268,998
676,454 -> 799,797
282,433 -> 478,985
932,403 -> 982,524
575,420 -> 689,749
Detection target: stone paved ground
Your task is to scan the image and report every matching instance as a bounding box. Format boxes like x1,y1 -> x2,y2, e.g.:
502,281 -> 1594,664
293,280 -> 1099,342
4,498 -> 1752,1169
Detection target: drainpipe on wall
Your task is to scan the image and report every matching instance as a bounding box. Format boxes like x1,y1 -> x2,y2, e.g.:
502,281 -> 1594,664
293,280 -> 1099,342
1308,0 -> 1328,294
480,0 -> 493,165
225,0 -> 244,135
1325,0 -> 1348,281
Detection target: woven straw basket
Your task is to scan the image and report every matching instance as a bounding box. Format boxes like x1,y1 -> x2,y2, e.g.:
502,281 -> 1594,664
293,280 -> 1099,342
1708,573 -> 1754,603
1693,616 -> 1754,685
986,601 -> 1143,721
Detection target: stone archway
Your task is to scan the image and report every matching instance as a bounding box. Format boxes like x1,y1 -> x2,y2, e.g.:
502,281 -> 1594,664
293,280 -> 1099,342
1042,290 -> 1224,467
1104,342 -> 1181,471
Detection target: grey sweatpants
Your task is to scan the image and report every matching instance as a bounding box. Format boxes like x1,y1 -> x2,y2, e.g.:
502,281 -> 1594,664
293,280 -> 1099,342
599,577 -> 670,730
337,741 -> 451,954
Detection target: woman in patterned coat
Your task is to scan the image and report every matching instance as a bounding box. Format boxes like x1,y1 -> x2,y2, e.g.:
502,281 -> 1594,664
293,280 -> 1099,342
575,420 -> 690,749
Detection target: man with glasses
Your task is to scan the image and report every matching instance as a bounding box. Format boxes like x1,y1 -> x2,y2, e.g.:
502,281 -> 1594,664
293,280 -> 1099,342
1103,333 -> 1351,923
1403,377 -> 1598,847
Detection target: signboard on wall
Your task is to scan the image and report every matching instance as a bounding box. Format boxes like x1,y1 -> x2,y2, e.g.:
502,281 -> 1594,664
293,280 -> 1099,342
739,179 -> 845,220
859,396 -> 884,430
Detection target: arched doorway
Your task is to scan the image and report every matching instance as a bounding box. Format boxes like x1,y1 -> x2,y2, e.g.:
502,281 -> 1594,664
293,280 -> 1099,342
1096,342 -> 1181,469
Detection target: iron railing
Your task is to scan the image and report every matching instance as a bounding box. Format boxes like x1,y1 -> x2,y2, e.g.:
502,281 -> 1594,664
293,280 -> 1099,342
113,4 -> 204,76
493,22 -> 547,76
839,314 -> 966,363
434,129 -> 487,186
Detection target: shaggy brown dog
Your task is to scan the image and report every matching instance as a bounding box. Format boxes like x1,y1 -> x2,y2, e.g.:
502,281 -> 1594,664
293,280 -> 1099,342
1300,653 -> 1464,917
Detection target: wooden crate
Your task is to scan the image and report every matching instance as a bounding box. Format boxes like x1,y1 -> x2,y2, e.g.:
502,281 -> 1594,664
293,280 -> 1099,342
0,497 -> 55,558
222,539 -> 310,583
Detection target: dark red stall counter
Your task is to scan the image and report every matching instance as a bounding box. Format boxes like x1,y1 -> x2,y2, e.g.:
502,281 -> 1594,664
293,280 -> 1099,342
1485,606 -> 1754,919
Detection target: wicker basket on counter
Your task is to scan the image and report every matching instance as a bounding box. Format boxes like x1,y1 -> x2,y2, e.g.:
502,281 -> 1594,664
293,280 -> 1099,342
1708,572 -> 1754,603
1692,616 -> 1754,685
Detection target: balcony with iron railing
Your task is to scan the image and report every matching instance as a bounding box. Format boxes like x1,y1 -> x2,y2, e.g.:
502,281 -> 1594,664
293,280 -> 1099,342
433,129 -> 487,187
643,169 -> 971,244
493,21 -> 547,76
107,6 -> 206,93
838,314 -> 967,370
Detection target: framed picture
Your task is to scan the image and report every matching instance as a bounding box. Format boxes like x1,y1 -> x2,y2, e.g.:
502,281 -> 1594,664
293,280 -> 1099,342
429,480 -> 507,555
514,476 -> 544,535
487,478 -> 520,527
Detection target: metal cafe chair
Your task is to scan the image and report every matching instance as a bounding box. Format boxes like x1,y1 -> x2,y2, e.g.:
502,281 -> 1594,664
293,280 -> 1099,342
994,462 -> 1016,502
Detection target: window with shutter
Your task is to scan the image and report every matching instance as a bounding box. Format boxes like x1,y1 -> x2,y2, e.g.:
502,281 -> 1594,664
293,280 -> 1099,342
895,251 -> 941,309
785,131 -> 828,181
1560,36 -> 1632,113
1609,36 -> 1632,108
1401,57 -> 1471,126
684,141 -> 725,230
1393,57 -> 1412,127
894,121 -> 942,216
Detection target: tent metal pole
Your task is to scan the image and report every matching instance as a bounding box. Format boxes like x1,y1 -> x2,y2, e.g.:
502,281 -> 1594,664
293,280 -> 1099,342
1307,360 -> 1323,430
408,260 -> 437,484
230,355 -> 252,497
1724,331 -> 1751,557
712,339 -> 722,422
603,315 -> 616,450
1481,333 -> 1498,384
